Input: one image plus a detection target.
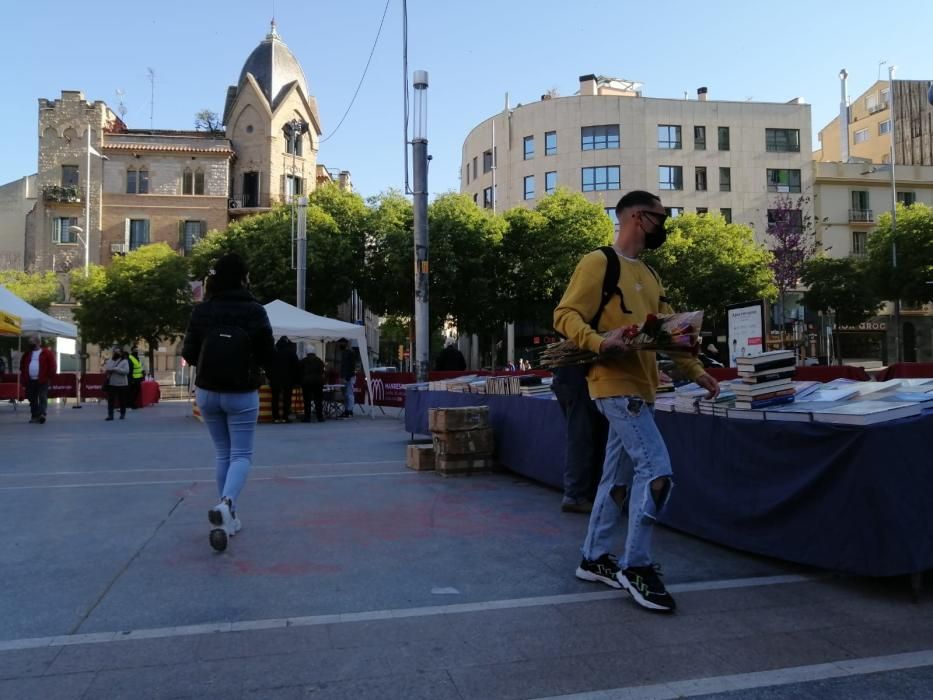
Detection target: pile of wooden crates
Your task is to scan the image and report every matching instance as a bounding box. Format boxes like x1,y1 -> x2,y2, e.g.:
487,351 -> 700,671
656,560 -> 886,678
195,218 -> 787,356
406,405 -> 495,475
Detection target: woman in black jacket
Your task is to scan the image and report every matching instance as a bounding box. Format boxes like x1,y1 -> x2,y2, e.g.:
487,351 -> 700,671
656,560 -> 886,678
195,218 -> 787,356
182,254 -> 275,552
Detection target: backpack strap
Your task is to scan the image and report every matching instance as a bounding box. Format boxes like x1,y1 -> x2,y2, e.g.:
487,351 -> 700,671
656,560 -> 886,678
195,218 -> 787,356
642,262 -> 670,304
590,246 -> 630,330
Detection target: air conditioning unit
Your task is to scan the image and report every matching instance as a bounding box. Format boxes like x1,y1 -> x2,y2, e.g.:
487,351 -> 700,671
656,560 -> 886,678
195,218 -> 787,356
111,243 -> 127,254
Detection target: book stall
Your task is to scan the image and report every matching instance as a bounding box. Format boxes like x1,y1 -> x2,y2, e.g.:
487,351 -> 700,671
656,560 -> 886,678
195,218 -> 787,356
405,313 -> 933,580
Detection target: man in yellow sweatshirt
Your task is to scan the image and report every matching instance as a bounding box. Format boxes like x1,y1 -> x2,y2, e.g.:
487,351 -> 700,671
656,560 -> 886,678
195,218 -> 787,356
554,190 -> 719,612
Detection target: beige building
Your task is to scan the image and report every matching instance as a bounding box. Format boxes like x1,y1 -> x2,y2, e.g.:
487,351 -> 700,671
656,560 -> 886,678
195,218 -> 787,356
816,79 -> 892,164
0,175 -> 36,269
461,74 -> 812,236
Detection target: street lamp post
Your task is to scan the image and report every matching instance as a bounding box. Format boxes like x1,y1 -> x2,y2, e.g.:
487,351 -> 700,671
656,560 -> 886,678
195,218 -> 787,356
888,65 -> 902,363
411,70 -> 430,384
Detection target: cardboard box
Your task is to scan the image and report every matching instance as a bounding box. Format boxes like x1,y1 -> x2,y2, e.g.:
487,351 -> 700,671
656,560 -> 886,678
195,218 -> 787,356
432,428 -> 494,456
435,454 -> 495,476
428,405 -> 490,432
406,444 -> 435,471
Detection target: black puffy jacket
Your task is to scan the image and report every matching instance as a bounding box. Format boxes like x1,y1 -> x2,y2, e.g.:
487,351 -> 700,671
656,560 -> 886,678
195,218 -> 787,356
182,289 -> 275,391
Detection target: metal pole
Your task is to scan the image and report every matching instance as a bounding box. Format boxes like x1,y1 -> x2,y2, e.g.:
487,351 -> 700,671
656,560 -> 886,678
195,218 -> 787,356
85,126 -> 91,276
412,137 -> 429,383
296,197 -> 307,311
888,65 -> 901,363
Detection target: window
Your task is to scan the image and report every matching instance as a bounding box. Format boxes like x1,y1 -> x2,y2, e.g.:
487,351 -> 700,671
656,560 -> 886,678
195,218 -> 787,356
854,128 -> 869,144
182,168 -> 205,195
523,135 -> 534,160
865,93 -> 879,111
852,230 -> 868,256
880,88 -> 890,106
472,156 -> 478,178
768,208 -> 803,230
718,126 -> 730,151
897,191 -> 917,206
696,207 -> 708,215
767,168 -> 801,193
694,126 -> 706,150
483,186 -> 493,209
665,207 -> 684,218
286,175 -> 304,199
879,120 -> 892,135
472,193 -> 478,205
851,190 -> 870,211
61,165 -> 79,188
581,166 -> 621,191
657,125 -> 682,149
720,208 -> 732,224
719,167 -> 731,192
695,166 -> 707,191
581,125 -> 620,151
605,207 -> 619,230
180,220 -> 204,255
545,131 -> 557,156
545,171 -> 557,195
765,128 -> 801,152
523,175 -> 535,200
465,164 -> 469,185
52,216 -> 78,244
126,169 -> 149,194
658,165 -> 683,191
127,219 -> 150,250
483,149 -> 494,173
285,132 -> 303,156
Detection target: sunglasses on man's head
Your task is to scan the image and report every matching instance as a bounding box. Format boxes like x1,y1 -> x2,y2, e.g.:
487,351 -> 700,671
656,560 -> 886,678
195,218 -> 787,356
637,210 -> 668,227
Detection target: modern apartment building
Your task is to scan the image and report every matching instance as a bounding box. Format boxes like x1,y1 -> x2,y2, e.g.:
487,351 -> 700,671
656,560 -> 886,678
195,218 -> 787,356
461,74 -> 812,236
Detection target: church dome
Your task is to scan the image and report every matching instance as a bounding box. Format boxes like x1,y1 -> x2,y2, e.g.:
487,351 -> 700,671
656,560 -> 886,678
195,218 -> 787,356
237,22 -> 310,108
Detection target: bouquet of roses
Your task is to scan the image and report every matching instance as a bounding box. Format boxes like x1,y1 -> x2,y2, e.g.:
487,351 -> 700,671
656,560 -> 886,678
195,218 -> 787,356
538,311 -> 703,369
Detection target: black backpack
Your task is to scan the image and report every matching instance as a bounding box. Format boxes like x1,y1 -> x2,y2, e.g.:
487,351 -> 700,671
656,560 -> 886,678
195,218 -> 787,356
196,324 -> 255,391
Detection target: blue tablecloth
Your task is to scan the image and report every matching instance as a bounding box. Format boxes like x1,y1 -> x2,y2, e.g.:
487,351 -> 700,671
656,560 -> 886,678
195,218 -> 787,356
405,389 -> 933,577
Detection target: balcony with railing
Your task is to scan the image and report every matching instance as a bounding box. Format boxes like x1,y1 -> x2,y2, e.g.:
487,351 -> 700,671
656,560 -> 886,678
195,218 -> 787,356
849,208 -> 874,223
42,185 -> 81,204
227,190 -> 274,212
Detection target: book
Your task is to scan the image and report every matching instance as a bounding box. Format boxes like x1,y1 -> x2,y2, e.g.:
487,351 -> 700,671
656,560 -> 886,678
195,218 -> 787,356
733,387 -> 795,401
763,406 -> 814,423
733,395 -> 795,410
735,350 -> 794,366
733,380 -> 793,395
736,358 -> 796,374
727,407 -> 766,420
739,369 -> 796,383
806,386 -> 861,402
851,380 -> 905,397
810,400 -> 922,426
790,381 -> 822,400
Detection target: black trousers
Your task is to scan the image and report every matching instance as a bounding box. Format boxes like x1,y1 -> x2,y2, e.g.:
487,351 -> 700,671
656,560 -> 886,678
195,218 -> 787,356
129,378 -> 141,409
106,385 -> 127,418
301,383 -> 324,422
270,383 -> 293,421
551,366 -> 608,502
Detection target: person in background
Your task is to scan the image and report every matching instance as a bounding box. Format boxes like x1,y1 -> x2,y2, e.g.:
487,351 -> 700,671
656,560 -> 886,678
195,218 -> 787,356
269,336 -> 299,424
700,343 -> 724,369
298,346 -> 326,423
102,346 -> 129,421
127,348 -> 144,409
434,342 -> 467,371
337,338 -> 358,418
552,365 -> 608,514
20,334 -> 55,424
182,253 -> 275,553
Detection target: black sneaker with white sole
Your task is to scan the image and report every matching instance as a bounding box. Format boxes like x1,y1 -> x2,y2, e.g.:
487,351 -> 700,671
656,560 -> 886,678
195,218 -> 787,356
208,498 -> 234,552
575,554 -> 622,589
619,564 -> 676,612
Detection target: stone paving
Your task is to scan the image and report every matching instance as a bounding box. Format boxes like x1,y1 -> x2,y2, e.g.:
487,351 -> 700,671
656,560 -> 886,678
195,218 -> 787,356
1,400 -> 930,699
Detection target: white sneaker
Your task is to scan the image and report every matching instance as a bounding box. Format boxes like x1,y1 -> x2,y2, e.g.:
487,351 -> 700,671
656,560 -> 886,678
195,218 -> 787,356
208,499 -> 235,552
229,515 -> 242,536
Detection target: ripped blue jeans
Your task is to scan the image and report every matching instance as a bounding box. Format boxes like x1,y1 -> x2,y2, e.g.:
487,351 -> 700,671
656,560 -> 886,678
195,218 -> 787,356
582,396 -> 673,569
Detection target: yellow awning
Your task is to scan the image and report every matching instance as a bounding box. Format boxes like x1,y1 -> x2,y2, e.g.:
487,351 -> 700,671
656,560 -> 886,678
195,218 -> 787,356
0,310 -> 21,336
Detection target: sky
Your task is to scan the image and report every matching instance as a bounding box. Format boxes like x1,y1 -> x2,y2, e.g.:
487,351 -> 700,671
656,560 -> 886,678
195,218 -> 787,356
2,0 -> 932,201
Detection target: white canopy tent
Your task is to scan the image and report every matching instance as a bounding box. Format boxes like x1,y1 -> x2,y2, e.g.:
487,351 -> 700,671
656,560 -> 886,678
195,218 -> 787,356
263,300 -> 373,413
0,285 -> 77,338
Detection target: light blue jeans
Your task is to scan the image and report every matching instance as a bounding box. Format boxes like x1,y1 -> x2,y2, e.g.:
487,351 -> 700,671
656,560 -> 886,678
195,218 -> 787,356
582,396 -> 674,569
196,389 -> 260,506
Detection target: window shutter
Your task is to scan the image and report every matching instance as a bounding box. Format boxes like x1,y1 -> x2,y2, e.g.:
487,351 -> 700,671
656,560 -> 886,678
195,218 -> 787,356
124,218 -> 130,249
178,220 -> 186,251
52,218 -> 59,244
199,220 -> 207,238
143,219 -> 150,245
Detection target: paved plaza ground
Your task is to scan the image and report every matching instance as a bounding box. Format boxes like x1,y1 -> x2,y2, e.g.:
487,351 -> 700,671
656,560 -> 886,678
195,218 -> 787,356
1,399 -> 931,699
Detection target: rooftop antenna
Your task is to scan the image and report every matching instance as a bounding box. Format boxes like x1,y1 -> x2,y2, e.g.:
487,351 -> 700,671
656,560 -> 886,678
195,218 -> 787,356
115,89 -> 127,120
878,60 -> 887,81
147,68 -> 155,130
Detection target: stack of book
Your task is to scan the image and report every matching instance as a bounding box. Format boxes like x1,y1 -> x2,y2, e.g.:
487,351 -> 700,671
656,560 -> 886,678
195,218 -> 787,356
674,386 -> 710,413
698,388 -> 736,416
733,350 -> 796,410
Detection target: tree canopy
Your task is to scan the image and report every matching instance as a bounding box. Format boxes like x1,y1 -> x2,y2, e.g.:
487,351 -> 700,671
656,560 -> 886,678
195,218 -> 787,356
801,255 -> 882,327
866,203 -> 933,305
0,270 -> 60,312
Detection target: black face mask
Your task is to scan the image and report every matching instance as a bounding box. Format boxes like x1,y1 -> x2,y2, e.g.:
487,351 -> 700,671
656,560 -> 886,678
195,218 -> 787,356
644,227 -> 668,250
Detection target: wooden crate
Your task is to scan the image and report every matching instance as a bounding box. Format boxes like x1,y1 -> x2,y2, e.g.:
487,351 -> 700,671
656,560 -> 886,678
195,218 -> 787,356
432,428 -> 494,456
435,454 -> 495,476
406,444 -> 435,471
428,405 -> 490,433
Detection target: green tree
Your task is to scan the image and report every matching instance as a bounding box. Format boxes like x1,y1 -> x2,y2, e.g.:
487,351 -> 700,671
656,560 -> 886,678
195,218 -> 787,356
766,194 -> 817,333
501,189 -> 613,329
189,205 -> 353,314
801,255 -> 883,364
71,244 -> 193,367
428,192 -> 507,336
358,190 -> 414,318
0,270 -> 60,312
866,203 -> 933,305
643,213 -> 777,331
307,183 -> 369,286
